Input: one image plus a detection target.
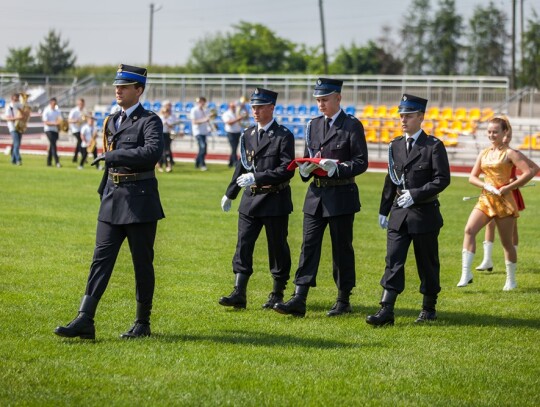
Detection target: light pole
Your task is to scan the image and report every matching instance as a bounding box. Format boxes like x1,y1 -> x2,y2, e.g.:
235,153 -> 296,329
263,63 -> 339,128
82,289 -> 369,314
319,0 -> 328,75
148,3 -> 162,67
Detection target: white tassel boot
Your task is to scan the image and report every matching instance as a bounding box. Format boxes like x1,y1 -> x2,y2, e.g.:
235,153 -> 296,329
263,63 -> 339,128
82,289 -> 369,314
503,261 -> 517,291
457,249 -> 475,287
475,241 -> 493,271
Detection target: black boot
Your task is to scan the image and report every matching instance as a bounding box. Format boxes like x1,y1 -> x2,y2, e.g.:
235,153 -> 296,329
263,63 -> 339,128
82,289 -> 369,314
415,294 -> 437,323
54,295 -> 98,339
327,289 -> 352,317
219,273 -> 249,309
262,280 -> 287,309
273,285 -> 309,317
366,289 -> 398,327
121,302 -> 152,339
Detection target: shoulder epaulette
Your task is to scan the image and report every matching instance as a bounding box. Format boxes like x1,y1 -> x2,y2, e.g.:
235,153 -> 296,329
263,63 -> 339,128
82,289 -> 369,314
391,135 -> 404,142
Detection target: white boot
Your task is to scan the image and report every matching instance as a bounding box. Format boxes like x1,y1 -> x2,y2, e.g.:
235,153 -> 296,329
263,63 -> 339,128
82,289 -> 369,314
503,261 -> 517,291
475,241 -> 493,271
457,250 -> 475,287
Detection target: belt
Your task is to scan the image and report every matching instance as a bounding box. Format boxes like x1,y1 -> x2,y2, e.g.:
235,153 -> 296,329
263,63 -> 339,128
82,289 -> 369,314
250,181 -> 289,195
396,189 -> 439,205
108,170 -> 155,184
312,177 -> 355,188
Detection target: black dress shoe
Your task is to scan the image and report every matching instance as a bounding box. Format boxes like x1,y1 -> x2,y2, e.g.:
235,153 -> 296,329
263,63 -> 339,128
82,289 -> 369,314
366,306 -> 394,327
54,314 -> 95,339
273,296 -> 306,317
120,322 -> 151,339
262,292 -> 284,309
415,310 -> 437,323
327,301 -> 352,317
218,288 -> 246,309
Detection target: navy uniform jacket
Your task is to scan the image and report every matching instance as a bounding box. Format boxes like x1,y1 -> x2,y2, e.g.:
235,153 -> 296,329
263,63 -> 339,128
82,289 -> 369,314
225,120 -> 295,217
97,104 -> 165,225
302,110 -> 369,217
380,131 -> 450,233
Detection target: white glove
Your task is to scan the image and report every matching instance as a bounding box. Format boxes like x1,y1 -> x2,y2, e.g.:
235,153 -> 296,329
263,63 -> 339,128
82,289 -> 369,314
483,183 -> 501,196
378,214 -> 388,229
319,159 -> 339,177
299,162 -> 317,178
221,195 -> 232,212
397,190 -> 414,208
236,173 -> 256,188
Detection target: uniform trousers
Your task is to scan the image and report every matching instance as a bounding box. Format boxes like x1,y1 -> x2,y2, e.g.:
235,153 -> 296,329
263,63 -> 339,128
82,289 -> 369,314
382,221 -> 441,295
85,220 -> 158,306
45,131 -> 60,165
232,212 -> 291,282
294,210 -> 356,291
72,131 -> 82,162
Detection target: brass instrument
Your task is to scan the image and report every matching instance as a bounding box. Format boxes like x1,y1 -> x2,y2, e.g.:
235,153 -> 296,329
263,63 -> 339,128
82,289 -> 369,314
208,108 -> 218,134
14,93 -> 31,133
60,118 -> 69,133
235,97 -> 250,128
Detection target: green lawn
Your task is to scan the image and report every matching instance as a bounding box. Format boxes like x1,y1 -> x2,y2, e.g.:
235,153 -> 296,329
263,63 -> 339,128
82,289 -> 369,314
1,155 -> 539,406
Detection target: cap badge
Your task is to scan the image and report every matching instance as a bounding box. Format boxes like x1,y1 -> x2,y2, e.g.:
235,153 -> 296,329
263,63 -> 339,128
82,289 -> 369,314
402,96 -> 407,101
317,79 -> 322,85
254,89 -> 259,94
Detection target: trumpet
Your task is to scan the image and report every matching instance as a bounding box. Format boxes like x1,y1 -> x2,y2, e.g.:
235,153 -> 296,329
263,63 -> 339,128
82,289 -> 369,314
14,93 -> 31,133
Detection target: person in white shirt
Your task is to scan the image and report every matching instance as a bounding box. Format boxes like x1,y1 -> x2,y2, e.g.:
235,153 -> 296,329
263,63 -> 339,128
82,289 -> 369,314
78,115 -> 98,169
3,93 -> 23,165
190,96 -> 211,171
221,102 -> 244,167
68,98 -> 86,163
42,97 -> 63,167
158,101 -> 178,173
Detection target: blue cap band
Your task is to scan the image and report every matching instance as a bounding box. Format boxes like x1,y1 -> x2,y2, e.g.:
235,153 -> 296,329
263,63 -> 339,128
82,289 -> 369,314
115,71 -> 147,84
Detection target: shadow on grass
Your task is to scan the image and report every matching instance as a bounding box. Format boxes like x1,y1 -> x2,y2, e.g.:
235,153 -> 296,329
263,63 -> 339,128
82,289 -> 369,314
152,330 -> 371,349
393,307 -> 540,328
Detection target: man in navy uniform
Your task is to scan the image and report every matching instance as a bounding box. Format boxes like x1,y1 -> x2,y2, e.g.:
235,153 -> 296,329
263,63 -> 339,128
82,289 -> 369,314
219,88 -> 295,310
273,78 -> 368,317
55,64 -> 165,339
366,94 -> 450,326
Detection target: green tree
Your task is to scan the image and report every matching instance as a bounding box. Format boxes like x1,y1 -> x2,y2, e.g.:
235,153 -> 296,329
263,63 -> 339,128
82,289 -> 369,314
186,33 -> 232,73
427,0 -> 463,74
465,1 -> 508,76
330,41 -> 402,74
519,11 -> 540,88
5,46 -> 38,74
400,0 -> 432,74
35,30 -> 76,75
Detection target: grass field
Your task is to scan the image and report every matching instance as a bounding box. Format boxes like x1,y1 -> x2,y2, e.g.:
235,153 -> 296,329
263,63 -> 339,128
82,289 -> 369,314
1,155 -> 539,406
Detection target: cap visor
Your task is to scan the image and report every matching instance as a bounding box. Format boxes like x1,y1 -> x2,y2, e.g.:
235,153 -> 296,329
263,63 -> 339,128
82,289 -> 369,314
113,79 -> 139,86
250,100 -> 273,106
313,90 -> 337,97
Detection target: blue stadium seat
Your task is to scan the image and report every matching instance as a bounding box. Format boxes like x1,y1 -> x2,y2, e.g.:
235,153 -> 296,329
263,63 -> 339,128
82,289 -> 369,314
0,98 -> 5,108
143,101 -> 151,110
286,104 -> 296,116
297,104 -> 307,115
309,105 -> 319,116
182,121 -> 192,135
292,117 -> 301,123
184,102 -> 194,112
152,101 -> 162,112
293,125 -> 305,139
207,102 -> 217,111
219,102 -> 228,113
281,117 -> 290,124
174,102 -> 183,112
345,105 -> 356,115
274,104 -> 284,116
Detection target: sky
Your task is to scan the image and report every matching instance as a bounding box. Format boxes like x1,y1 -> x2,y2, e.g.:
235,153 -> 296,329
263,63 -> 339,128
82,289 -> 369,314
1,0 -> 539,68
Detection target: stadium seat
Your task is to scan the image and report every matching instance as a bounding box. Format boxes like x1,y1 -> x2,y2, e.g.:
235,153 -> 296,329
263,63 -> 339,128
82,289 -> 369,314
454,107 -> 467,121
426,107 -> 440,121
297,104 -> 307,115
345,105 -> 356,115
182,121 -> 192,136
468,107 -> 481,121
388,106 -> 400,119
361,104 -> 375,118
293,125 -> 304,139
281,117 -> 290,124
309,105 -> 319,116
174,102 -> 184,112
152,101 -> 161,112
441,107 -> 453,121
143,101 -> 151,110
184,102 -> 194,112
481,108 -> 495,121
365,128 -> 377,143
375,105 -> 387,118
219,102 -> 228,113
0,98 -> 5,108
286,104 -> 296,116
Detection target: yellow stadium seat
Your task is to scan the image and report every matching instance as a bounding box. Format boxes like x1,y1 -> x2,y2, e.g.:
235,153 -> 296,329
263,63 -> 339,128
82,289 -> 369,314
365,128 -> 378,143
481,108 -> 495,121
441,107 -> 453,120
468,107 -> 481,121
519,135 -> 531,149
454,107 -> 467,121
462,119 -> 477,135
388,106 -> 400,119
426,107 -> 440,120
375,105 -> 388,118
361,105 -> 375,118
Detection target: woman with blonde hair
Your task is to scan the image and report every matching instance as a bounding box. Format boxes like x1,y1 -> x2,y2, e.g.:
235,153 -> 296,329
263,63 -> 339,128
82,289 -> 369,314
458,116 -> 533,290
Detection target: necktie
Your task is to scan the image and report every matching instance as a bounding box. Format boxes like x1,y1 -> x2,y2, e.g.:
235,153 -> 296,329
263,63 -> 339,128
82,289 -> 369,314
117,111 -> 126,130
406,137 -> 414,156
324,117 -> 331,138
258,129 -> 265,145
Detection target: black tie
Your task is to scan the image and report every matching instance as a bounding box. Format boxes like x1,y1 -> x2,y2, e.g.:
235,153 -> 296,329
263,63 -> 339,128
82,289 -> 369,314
324,117 -> 331,138
117,111 -> 126,130
258,129 -> 265,145
406,137 -> 414,156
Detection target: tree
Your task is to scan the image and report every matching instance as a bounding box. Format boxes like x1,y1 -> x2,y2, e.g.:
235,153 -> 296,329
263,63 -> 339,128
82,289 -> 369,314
35,30 -> 76,75
330,41 -> 402,74
5,47 -> 38,74
465,1 -> 508,76
427,0 -> 463,74
400,0 -> 432,75
186,33 -> 232,73
519,10 -> 540,88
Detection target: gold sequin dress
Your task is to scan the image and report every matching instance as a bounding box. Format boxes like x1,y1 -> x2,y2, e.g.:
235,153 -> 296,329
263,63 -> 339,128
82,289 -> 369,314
475,147 -> 519,218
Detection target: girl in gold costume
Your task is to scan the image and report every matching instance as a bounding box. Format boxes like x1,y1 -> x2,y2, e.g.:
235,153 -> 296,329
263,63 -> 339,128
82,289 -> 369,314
458,117 -> 533,290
